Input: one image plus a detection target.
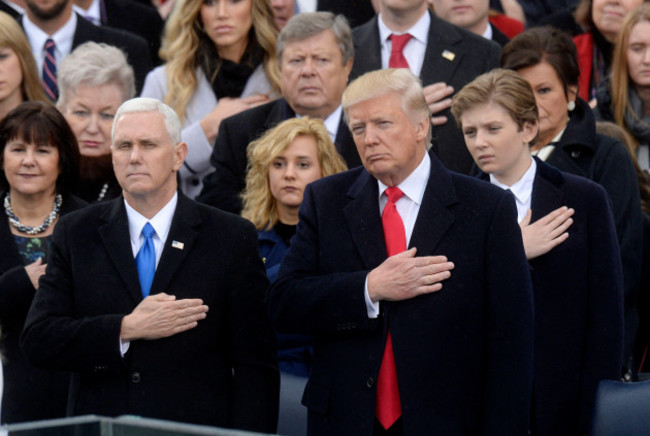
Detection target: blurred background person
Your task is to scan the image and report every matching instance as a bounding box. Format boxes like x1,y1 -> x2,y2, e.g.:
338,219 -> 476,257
501,26 -> 643,379
572,0 -> 647,103
271,0 -> 295,29
0,11 -> 49,122
141,0 -> 281,198
596,3 -> 650,172
57,42 -> 134,203
0,101 -> 85,424
241,117 -> 346,436
452,69 -> 623,435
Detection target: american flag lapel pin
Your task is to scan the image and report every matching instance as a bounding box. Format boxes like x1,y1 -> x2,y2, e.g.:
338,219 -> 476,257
171,240 -> 184,250
442,50 -> 456,61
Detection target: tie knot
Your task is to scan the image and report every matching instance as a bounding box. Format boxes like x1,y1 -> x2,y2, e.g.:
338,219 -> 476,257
390,33 -> 412,53
385,187 -> 404,204
44,38 -> 55,50
141,222 -> 155,239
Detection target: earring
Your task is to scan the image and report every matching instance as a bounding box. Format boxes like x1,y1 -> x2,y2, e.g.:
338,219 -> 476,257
568,100 -> 576,111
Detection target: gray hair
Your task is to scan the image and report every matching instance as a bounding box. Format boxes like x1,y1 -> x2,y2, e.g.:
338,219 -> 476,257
343,68 -> 432,146
57,42 -> 135,111
112,98 -> 182,146
277,12 -> 353,66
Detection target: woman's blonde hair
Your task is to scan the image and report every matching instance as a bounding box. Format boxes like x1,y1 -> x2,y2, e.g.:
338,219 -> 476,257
242,117 -> 347,229
0,11 -> 49,104
159,0 -> 280,123
610,3 -> 650,152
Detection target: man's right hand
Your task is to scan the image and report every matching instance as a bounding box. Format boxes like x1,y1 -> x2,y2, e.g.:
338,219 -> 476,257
120,293 -> 209,341
367,248 -> 454,303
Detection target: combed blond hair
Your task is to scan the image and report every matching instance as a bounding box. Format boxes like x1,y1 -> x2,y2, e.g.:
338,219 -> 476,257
342,68 -> 432,145
0,11 -> 49,104
610,3 -> 650,153
159,0 -> 280,124
242,117 -> 347,229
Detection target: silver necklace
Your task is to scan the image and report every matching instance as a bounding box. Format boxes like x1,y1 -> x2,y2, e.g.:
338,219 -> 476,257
4,193 -> 62,235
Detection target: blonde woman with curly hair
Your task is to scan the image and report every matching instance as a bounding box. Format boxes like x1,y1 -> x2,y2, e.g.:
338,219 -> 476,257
0,11 -> 49,121
241,116 -> 345,435
141,0 -> 281,198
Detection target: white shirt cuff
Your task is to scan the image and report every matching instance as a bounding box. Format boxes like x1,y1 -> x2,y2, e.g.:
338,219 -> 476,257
120,339 -> 130,357
364,275 -> 380,319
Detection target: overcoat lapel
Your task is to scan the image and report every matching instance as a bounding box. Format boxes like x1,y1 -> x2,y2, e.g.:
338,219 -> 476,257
409,155 -> 456,254
343,170 -> 387,270
98,198 -> 142,305
530,158 -> 566,222
151,194 -> 200,294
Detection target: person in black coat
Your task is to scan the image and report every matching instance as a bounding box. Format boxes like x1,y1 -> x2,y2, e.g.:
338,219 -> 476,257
20,98 -> 279,432
350,2 -> 501,174
198,12 -> 361,214
0,102 -> 86,423
452,69 -> 623,435
502,27 -> 643,377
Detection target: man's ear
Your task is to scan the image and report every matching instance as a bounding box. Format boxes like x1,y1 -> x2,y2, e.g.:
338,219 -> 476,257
172,142 -> 188,172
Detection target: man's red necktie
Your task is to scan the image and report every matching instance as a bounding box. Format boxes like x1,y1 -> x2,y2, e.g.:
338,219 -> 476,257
389,34 -> 412,69
376,187 -> 406,429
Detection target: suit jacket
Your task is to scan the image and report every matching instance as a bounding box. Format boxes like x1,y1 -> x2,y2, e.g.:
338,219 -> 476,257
0,194 -> 86,424
0,1 -> 19,19
268,155 -> 534,435
489,22 -> 510,47
102,0 -> 164,65
72,13 -> 153,93
141,64 -> 276,199
198,98 -> 361,213
546,98 -> 642,364
350,11 -> 501,174
21,194 -> 279,432
480,158 -> 623,435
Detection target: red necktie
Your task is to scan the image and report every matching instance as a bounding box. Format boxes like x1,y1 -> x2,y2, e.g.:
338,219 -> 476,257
376,187 -> 406,429
389,34 -> 412,69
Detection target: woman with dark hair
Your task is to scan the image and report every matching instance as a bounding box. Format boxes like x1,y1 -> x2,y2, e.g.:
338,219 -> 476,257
141,0 -> 281,198
452,68 -> 623,436
0,102 -> 86,424
501,27 -> 643,379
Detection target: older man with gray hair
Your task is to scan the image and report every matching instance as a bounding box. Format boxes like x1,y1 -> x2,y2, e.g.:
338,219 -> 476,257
268,69 -> 534,435
198,11 -> 362,214
21,98 -> 279,432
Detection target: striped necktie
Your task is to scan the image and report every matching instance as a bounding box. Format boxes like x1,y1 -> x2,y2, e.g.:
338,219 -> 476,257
42,38 -> 58,101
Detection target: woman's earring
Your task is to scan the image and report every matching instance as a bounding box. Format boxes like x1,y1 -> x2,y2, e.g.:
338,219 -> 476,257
568,100 -> 576,111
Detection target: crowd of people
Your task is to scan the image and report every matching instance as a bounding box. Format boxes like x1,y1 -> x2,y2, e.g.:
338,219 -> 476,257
0,0 -> 648,434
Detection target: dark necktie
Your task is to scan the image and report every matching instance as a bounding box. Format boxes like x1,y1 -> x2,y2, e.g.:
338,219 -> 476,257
136,223 -> 156,298
389,33 -> 412,69
42,38 -> 58,101
376,187 -> 405,429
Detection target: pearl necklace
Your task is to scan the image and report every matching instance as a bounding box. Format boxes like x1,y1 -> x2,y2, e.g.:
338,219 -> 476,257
4,193 -> 62,235
97,183 -> 109,202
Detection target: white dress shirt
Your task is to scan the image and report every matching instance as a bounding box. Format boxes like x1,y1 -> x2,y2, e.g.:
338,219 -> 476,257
23,12 -> 77,78
297,105 -> 342,143
532,125 -> 567,162
377,10 -> 430,77
120,192 -> 178,355
364,153 -> 431,318
489,157 -> 536,223
73,0 -> 101,25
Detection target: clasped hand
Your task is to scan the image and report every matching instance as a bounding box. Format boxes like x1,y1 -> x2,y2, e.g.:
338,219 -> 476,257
367,248 -> 454,303
120,293 -> 209,341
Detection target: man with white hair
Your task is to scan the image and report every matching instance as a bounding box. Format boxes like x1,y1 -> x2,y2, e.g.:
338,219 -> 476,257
268,69 -> 534,435
21,98 -> 279,432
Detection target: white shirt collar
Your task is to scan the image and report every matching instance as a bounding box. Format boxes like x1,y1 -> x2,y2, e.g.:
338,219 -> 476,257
323,105 -> 342,143
377,151 -> 430,206
73,0 -> 101,25
125,192 -> 178,247
3,0 -> 24,14
23,12 -> 76,64
483,22 -> 493,40
490,157 -> 536,221
378,9 -> 430,47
